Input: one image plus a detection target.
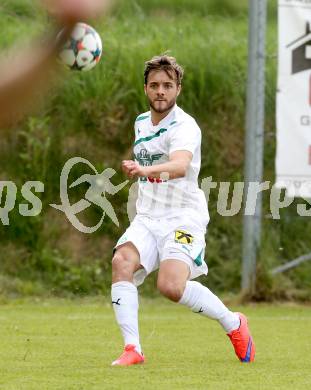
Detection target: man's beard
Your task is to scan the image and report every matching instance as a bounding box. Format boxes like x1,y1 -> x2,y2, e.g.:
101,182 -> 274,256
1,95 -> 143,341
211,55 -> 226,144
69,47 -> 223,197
149,98 -> 176,114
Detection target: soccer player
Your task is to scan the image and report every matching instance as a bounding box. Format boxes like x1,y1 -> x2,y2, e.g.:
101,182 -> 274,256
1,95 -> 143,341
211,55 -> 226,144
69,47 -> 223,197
0,0 -> 109,128
111,55 -> 256,366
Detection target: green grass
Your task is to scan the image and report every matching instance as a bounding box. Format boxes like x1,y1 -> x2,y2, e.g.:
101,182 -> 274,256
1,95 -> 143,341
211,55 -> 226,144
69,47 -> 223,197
1,298 -> 311,389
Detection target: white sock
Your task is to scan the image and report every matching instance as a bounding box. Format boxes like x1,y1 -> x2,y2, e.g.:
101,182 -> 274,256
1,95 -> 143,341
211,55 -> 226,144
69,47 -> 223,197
179,281 -> 240,333
111,281 -> 142,354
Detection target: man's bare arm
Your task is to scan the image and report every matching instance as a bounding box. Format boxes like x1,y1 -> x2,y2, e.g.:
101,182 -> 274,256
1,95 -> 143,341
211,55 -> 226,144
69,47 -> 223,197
122,150 -> 193,180
0,0 -> 109,128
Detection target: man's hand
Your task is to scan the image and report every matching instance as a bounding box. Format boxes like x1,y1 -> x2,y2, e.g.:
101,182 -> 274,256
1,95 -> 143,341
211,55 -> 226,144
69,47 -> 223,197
0,0 -> 110,129
45,0 -> 110,26
122,151 -> 192,180
122,160 -> 147,179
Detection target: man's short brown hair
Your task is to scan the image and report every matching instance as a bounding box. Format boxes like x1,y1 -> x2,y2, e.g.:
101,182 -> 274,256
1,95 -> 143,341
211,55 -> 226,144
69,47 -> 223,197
144,55 -> 184,85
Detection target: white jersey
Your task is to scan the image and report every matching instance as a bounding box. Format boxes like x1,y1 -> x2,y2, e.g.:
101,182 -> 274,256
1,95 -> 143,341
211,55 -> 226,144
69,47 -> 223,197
133,105 -> 209,225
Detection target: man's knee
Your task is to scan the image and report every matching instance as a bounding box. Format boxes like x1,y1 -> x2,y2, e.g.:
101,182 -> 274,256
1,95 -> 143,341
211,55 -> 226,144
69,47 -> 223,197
112,251 -> 138,282
157,278 -> 186,302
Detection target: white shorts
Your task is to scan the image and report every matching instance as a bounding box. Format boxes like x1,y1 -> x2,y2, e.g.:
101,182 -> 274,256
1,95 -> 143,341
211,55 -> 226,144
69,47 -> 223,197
114,214 -> 208,286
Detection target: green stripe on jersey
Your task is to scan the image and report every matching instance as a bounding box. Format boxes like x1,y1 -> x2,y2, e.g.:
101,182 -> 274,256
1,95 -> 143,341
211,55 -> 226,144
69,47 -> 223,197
134,128 -> 167,146
194,250 -> 203,266
170,120 -> 177,126
136,115 -> 149,122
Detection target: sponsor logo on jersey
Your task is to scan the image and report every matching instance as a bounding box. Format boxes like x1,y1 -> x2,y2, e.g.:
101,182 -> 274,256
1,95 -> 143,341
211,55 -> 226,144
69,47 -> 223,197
174,230 -> 194,244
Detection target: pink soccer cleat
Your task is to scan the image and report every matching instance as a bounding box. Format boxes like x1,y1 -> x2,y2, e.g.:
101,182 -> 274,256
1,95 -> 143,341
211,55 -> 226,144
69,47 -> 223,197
227,312 -> 256,362
111,344 -> 145,366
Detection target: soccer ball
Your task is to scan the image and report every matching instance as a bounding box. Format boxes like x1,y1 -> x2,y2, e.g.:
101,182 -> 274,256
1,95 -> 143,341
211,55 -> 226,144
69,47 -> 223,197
59,23 -> 102,71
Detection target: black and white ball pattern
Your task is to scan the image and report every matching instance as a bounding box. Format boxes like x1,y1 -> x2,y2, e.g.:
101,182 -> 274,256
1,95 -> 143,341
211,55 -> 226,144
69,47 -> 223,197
59,23 -> 102,71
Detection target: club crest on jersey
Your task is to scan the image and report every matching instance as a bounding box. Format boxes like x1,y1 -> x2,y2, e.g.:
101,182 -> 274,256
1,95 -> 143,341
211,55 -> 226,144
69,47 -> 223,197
174,230 -> 194,245
134,149 -> 163,167
134,149 -> 166,183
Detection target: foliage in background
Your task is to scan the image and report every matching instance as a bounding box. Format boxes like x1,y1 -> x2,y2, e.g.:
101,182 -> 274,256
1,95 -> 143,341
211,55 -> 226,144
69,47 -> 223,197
1,0 -> 311,300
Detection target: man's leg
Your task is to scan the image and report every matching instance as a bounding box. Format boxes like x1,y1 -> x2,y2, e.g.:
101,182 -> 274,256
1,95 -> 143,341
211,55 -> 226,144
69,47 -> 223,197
157,260 -> 255,362
111,242 -> 144,365
157,260 -> 239,330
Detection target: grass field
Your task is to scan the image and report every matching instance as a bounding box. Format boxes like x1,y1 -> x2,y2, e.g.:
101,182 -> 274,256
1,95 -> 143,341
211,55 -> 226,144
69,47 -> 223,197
1,299 -> 311,390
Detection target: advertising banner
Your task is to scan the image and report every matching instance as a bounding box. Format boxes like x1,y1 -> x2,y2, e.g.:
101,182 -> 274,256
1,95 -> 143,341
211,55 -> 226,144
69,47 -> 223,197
276,0 -> 311,197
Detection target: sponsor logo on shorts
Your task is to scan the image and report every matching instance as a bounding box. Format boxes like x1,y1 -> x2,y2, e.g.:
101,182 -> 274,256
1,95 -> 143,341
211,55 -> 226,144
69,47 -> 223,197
174,230 -> 194,245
